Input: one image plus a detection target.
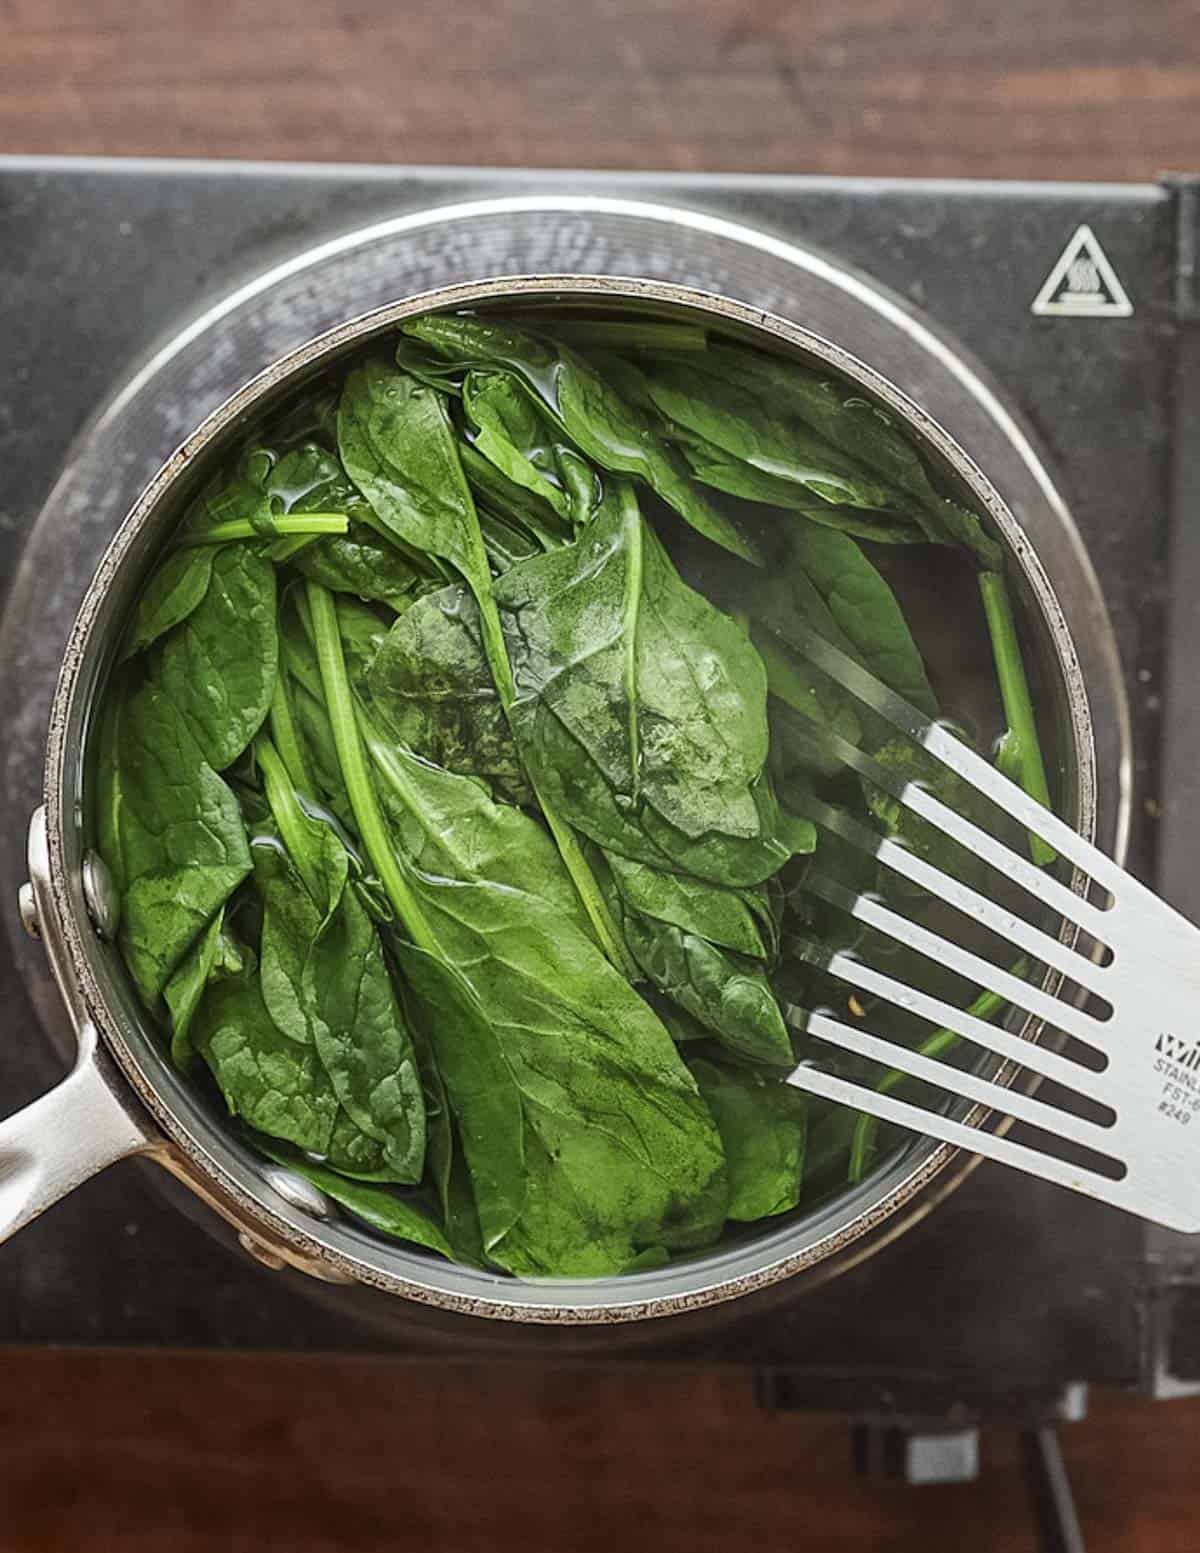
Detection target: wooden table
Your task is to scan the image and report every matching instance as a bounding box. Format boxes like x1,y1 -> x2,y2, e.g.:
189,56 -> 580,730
3,0 -> 1199,180
4,2 -> 1200,1550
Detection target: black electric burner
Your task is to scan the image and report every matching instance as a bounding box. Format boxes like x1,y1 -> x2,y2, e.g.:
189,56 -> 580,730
3,158 -> 1200,1433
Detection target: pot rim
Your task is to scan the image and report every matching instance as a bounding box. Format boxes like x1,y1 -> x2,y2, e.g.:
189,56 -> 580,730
43,272 -> 1100,1322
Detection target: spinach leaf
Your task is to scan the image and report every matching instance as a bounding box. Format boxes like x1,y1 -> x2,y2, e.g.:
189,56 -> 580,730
182,447 -> 277,538
109,681 -> 252,1004
269,443 -> 428,607
462,370 -> 573,520
157,543 -> 278,770
416,1056 -> 486,1266
490,1103 -> 716,1278
93,697 -> 131,899
643,357 -> 916,514
689,1057 -> 807,1221
752,523 -> 937,785
255,840 -> 327,1047
401,315 -> 762,564
193,967 -> 339,1154
289,521 -> 424,609
265,443 -> 350,512
290,682 -> 354,826
255,734 -> 349,909
257,1143 -> 454,1259
678,440 -> 927,545
477,506 -> 543,571
338,367 -> 630,970
338,362 -> 493,602
676,345 -> 1004,570
120,547 -> 216,661
347,714 -> 729,1275
334,597 -> 389,697
761,524 -> 938,721
360,717 -> 592,933
325,1106 -> 401,1181
368,583 -> 530,805
163,906 -> 243,1069
616,903 -> 793,1068
304,878 -> 426,1183
495,483 -> 788,883
597,856 -> 792,1066
255,738 -> 425,1184
390,940 -> 525,1253
459,441 -> 578,549
604,852 -> 768,959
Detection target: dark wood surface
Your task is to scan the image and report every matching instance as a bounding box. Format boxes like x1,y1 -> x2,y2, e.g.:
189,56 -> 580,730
6,3 -> 1200,1550
2,0 -> 1199,180
2,1350 -> 1199,1552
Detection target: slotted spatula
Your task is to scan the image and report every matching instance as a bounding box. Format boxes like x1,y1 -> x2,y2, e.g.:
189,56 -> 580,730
778,621 -> 1200,1234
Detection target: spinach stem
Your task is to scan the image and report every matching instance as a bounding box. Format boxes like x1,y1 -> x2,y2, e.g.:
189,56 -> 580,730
267,676 -> 315,797
533,321 -> 709,353
255,735 -> 324,906
619,487 -> 643,801
306,581 -> 438,954
847,966 -> 1025,1184
533,790 -> 641,980
978,571 -> 1056,866
179,514 -> 349,547
266,534 -> 320,563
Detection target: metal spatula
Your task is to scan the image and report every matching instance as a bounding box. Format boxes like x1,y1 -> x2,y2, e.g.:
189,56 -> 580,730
778,622 -> 1200,1234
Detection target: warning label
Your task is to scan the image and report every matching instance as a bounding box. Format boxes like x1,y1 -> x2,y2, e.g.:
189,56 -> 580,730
1031,224 -> 1133,317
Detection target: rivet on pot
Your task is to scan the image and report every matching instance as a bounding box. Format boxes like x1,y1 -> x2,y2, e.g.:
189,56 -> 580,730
81,851 -> 119,940
237,1230 -> 288,1271
301,1261 -> 358,1287
261,1164 -> 334,1220
18,881 -> 40,940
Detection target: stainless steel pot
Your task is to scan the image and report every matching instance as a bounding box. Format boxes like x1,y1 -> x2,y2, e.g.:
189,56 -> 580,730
0,271 -> 1125,1323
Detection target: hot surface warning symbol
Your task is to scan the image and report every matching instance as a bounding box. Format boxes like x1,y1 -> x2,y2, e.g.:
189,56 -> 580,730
1031,224 -> 1133,317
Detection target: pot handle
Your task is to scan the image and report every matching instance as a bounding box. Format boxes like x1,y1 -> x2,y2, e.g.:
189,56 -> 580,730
0,806 -> 158,1244
0,1028 -> 154,1243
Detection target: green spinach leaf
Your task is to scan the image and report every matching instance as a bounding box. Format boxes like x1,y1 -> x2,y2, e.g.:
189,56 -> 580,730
338,362 -> 493,602
270,443 -> 429,607
401,315 -> 762,563
351,718 -> 729,1274
459,441 -> 578,549
390,940 -> 526,1253
368,583 -> 530,805
690,1057 -> 807,1221
193,967 -> 339,1154
675,345 -> 1004,569
257,1144 -> 454,1259
337,367 -> 629,967
120,547 -> 216,661
157,543 -> 278,770
617,905 -> 793,1068
304,878 -> 426,1184
109,680 -> 252,1004
604,852 -> 769,959
643,357 -> 915,513
163,906 -> 243,1069
495,483 -> 788,883
462,370 -> 573,520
